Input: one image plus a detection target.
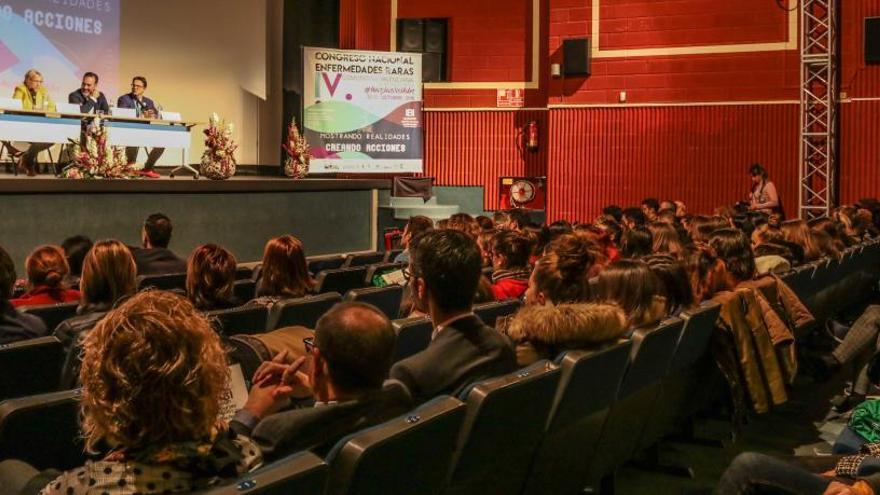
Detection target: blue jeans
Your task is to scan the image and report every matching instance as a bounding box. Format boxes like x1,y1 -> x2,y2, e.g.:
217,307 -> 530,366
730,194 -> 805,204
716,452 -> 832,495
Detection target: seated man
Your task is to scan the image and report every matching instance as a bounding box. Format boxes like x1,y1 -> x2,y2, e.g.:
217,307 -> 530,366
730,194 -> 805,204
68,71 -> 110,115
8,69 -> 54,176
390,229 -> 516,403
230,301 -> 411,461
394,215 -> 433,264
117,76 -> 164,178
129,213 -> 187,275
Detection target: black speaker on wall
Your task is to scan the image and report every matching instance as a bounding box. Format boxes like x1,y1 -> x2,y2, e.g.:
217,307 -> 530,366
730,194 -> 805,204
424,19 -> 446,53
867,17 -> 880,64
563,38 -> 591,76
398,19 -> 424,52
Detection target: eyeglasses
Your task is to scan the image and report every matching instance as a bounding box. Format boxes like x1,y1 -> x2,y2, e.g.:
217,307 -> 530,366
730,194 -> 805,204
303,336 -> 316,353
131,84 -> 145,89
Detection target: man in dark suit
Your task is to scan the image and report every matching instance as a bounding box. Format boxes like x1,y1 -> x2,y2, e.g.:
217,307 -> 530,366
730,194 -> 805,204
129,213 -> 187,276
390,230 -> 516,403
68,72 -> 110,115
117,76 -> 164,178
230,301 -> 411,461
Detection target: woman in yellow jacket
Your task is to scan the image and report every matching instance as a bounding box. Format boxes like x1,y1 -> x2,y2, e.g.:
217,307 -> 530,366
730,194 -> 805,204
8,69 -> 55,176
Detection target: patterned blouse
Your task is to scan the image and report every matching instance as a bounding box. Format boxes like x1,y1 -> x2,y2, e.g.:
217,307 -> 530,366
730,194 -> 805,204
39,430 -> 262,495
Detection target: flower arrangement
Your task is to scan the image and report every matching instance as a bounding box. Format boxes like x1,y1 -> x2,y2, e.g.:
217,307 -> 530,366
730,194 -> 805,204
62,116 -> 134,179
200,113 -> 238,180
282,118 -> 311,179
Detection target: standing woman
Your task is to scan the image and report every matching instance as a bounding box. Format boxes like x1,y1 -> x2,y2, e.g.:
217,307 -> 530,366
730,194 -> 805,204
748,164 -> 781,216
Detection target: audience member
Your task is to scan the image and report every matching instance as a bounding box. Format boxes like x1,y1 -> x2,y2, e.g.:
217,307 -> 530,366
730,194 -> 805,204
390,230 -> 516,402
489,229 -> 533,300
130,213 -> 188,275
447,213 -> 481,240
641,198 -> 661,221
781,219 -> 823,262
648,222 -> 685,258
252,235 -> 315,307
11,245 -> 81,307
475,215 -> 494,231
597,259 -> 667,333
601,204 -> 624,224
526,234 -> 594,305
2,291 -> 262,494
644,254 -> 696,317
681,244 -> 725,303
622,207 -> 648,229
621,226 -> 653,258
394,215 -> 434,264
186,244 -> 239,311
230,302 -> 411,460
60,235 -> 93,288
0,245 -> 47,344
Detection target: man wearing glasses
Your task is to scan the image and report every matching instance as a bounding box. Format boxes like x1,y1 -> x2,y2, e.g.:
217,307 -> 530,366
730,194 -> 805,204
117,76 -> 164,178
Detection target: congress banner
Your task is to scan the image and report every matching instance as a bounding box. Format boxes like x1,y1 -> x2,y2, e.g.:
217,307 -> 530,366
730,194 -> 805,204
0,0 -> 120,100
303,47 -> 423,173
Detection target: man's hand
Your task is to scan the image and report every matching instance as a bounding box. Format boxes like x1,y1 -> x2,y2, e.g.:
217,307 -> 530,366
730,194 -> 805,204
246,351 -> 314,416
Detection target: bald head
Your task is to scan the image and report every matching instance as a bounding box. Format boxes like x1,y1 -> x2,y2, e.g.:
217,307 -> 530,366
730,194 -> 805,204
315,302 -> 396,392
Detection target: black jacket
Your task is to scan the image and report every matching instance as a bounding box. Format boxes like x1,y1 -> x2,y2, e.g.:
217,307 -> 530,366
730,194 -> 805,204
0,300 -> 48,345
232,381 -> 412,461
130,246 -> 187,276
68,89 -> 110,114
389,314 -> 517,403
53,302 -> 112,356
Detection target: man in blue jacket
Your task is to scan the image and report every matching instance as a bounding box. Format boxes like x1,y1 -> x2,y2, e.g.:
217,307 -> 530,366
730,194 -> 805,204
117,76 -> 164,178
68,72 -> 110,115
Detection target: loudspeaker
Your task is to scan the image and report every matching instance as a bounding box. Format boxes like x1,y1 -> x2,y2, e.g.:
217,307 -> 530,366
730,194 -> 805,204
867,17 -> 880,64
424,19 -> 446,53
398,19 -> 424,52
562,38 -> 590,76
422,52 -> 445,82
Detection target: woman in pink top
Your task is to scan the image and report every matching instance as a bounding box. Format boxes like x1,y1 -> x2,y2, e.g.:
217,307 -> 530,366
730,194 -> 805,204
748,163 -> 780,215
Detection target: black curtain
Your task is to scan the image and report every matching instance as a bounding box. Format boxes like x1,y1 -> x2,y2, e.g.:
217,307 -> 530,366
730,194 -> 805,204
282,0 -> 339,164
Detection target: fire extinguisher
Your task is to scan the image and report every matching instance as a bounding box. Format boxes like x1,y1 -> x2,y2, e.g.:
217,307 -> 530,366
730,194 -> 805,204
524,120 -> 539,152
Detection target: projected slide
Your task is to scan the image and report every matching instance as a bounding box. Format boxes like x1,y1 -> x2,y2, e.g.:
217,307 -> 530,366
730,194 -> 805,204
0,0 -> 119,101
303,47 -> 423,173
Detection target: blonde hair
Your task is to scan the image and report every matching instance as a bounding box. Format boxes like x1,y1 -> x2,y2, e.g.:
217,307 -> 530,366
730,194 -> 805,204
80,240 -> 137,306
79,290 -> 228,453
23,69 -> 42,84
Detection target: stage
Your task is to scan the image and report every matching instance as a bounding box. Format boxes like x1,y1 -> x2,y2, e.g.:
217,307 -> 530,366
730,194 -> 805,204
0,172 -> 390,274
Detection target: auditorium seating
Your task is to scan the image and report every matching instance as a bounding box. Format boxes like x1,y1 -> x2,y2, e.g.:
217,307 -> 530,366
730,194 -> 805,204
363,262 -> 405,286
473,299 -> 522,328
307,254 -> 346,275
234,278 -> 258,302
207,305 -> 269,336
267,292 -> 343,330
445,360 -> 562,495
0,336 -> 63,401
21,302 -> 79,331
314,267 -> 368,295
391,317 -> 433,363
203,451 -> 327,495
343,251 -> 385,268
0,389 -> 84,471
236,265 -> 255,280
137,272 -> 187,292
523,342 -> 633,495
343,285 -> 404,320
324,396 -> 466,495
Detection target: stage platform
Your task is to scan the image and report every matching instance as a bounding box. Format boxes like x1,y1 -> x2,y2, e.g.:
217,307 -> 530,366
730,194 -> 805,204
0,173 -> 390,274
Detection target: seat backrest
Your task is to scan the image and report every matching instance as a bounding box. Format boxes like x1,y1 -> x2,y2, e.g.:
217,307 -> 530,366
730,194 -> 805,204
391,317 -> 433,363
314,267 -> 368,294
669,303 -> 722,372
206,305 -> 269,336
307,255 -> 345,275
21,302 -> 79,331
234,279 -> 257,302
618,319 -> 684,399
0,336 -> 64,401
137,272 -> 188,291
364,262 -> 405,286
344,285 -> 404,319
344,252 -> 385,268
267,292 -> 342,330
201,451 -> 327,495
446,361 -> 561,495
0,389 -> 84,470
325,396 -> 466,495
235,265 -> 254,280
473,299 -> 521,328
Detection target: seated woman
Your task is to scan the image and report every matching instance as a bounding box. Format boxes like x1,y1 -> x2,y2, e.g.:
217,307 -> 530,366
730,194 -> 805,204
3,290 -> 263,494
620,227 -> 653,259
60,235 -> 93,289
643,255 -> 696,317
596,259 -> 667,336
647,222 -> 685,258
781,219 -> 824,262
506,239 -> 625,366
187,244 -> 240,311
54,240 -> 137,356
0,245 -> 47,345
11,245 -> 81,307
489,230 -> 533,300
251,235 -> 315,307
680,244 -> 726,304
